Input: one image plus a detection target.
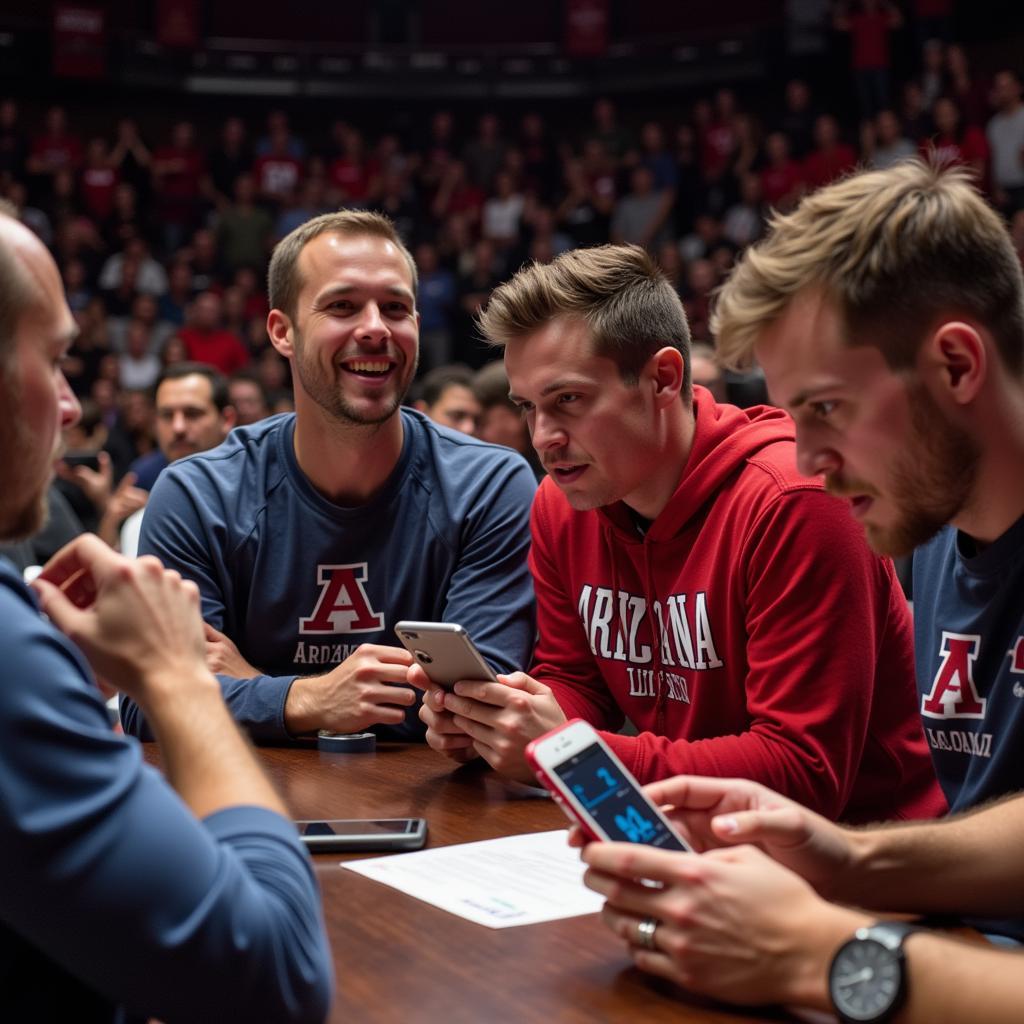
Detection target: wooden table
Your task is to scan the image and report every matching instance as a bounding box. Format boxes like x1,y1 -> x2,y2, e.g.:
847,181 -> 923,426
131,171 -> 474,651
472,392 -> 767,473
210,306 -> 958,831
147,743 -> 792,1024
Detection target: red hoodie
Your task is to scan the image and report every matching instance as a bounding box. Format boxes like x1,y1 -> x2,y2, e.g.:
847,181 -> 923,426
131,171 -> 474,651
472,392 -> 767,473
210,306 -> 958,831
529,389 -> 945,824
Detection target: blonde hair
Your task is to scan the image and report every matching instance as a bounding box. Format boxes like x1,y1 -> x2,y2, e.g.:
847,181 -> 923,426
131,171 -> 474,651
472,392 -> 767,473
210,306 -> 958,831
713,160 -> 1024,374
268,209 -> 417,320
479,243 -> 691,389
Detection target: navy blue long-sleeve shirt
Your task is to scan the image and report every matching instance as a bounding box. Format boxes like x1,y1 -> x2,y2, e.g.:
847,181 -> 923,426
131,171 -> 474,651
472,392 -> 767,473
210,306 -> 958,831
125,408 -> 537,742
0,561 -> 332,1023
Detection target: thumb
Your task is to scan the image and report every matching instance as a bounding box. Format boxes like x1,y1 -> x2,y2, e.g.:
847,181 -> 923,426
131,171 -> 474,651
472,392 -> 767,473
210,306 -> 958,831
31,577 -> 90,639
203,621 -> 226,641
710,806 -> 809,848
497,671 -> 546,695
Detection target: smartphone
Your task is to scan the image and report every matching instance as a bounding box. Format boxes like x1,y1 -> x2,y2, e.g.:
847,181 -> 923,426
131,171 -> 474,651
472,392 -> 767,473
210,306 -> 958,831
394,621 -> 499,690
62,451 -> 101,472
295,818 -> 427,852
525,719 -> 691,851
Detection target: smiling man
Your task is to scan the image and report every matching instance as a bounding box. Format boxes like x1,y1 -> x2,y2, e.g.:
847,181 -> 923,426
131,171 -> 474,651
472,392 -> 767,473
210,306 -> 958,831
125,211 -> 535,743
416,243 -> 943,825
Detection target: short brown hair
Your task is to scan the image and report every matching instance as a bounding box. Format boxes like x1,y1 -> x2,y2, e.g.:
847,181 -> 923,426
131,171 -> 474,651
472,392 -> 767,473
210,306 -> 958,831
478,244 -> 692,392
267,210 -> 418,321
713,160 -> 1024,375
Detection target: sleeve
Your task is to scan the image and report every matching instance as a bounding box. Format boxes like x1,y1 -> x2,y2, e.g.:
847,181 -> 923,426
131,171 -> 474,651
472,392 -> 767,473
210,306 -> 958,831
0,603 -> 332,1024
123,466 -> 296,743
600,488 -> 902,819
439,455 -> 537,678
527,487 -> 625,731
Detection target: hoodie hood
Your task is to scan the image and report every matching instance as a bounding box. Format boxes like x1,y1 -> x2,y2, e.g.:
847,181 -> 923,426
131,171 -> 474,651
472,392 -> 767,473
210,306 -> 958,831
598,387 -> 795,543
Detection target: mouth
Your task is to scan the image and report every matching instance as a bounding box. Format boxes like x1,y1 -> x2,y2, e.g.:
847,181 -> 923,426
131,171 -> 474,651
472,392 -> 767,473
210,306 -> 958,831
549,464 -> 588,485
340,357 -> 398,382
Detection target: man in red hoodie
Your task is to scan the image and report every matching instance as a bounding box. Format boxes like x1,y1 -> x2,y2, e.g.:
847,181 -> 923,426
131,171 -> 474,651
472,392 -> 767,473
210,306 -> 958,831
414,244 -> 943,824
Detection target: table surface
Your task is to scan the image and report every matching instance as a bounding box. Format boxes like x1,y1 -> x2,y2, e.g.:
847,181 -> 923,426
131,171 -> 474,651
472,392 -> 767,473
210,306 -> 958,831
146,742 -> 793,1024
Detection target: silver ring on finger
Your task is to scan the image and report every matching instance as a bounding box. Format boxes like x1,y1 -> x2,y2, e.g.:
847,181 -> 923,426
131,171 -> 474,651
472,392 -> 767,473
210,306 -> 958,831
636,916 -> 659,951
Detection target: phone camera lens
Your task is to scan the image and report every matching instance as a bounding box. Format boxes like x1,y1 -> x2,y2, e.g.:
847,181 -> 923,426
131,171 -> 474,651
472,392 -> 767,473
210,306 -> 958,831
404,631 -> 419,640
415,650 -> 433,664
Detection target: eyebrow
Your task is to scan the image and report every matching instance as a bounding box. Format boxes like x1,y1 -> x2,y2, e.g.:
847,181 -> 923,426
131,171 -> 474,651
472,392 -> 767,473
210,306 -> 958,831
507,377 -> 594,404
313,283 -> 415,305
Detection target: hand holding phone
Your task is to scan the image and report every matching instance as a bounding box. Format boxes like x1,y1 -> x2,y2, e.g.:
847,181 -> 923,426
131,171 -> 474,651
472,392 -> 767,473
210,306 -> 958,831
295,818 -> 427,852
395,621 -> 499,691
526,719 -> 691,851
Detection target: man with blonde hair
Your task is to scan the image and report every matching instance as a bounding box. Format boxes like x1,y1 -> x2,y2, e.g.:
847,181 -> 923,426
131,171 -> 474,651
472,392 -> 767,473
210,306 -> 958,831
415,242 -> 942,826
582,160 -> 1024,1021
127,210 -> 535,742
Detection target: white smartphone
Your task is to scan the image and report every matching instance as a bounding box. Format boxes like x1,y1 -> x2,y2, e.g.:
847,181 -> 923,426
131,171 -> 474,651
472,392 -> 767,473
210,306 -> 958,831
526,719 -> 691,851
394,621 -> 499,690
295,818 -> 427,852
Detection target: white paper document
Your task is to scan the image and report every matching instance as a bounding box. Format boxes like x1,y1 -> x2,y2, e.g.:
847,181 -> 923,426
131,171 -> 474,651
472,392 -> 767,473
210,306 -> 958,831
342,829 -> 605,928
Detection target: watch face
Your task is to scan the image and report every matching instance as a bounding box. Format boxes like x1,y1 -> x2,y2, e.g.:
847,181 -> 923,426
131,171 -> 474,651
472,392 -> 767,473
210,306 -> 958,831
830,938 -> 902,1022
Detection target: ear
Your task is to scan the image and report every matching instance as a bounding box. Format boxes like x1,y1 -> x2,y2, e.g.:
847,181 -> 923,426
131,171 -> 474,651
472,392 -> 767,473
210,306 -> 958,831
221,405 -> 238,432
648,346 -> 685,407
922,321 -> 986,406
267,309 -> 294,358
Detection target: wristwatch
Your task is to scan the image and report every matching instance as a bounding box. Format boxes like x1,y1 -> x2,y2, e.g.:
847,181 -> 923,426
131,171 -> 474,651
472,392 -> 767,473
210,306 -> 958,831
828,921 -> 918,1023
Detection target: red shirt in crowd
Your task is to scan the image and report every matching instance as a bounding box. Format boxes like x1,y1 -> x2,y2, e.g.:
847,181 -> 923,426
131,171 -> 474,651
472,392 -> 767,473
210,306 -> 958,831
179,327 -> 250,375
253,154 -> 304,199
849,11 -> 893,70
30,132 -> 83,172
760,160 -> 805,207
81,164 -> 119,221
803,144 -> 857,191
329,157 -> 369,201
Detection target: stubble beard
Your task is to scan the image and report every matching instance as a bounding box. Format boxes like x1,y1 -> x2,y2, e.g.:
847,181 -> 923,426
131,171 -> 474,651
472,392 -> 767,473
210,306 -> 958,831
0,384 -> 50,543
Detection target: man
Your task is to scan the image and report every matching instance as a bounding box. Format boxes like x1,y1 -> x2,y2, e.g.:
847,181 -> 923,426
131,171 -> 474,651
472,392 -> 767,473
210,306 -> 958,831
413,363 -> 481,435
418,244 -> 942,825
987,68 -> 1024,216
128,362 -> 237,491
0,211 -> 331,1020
126,210 -> 535,743
229,368 -> 271,425
179,291 -> 250,375
582,160 -> 1024,1018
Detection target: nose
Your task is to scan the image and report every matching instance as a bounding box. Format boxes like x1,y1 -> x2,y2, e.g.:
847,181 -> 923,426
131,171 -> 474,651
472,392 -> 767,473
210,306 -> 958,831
58,371 -> 81,430
795,428 -> 841,480
355,301 -> 390,345
172,410 -> 188,436
530,410 -> 568,452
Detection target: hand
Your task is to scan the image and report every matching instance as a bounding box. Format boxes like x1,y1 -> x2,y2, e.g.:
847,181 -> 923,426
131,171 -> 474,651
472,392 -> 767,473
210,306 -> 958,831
97,471 -> 148,548
284,644 -> 417,735
30,534 -> 213,705
57,451 -> 114,511
438,672 -> 566,783
409,664 -> 479,764
204,622 -> 260,678
627,775 -> 857,901
581,841 -> 868,1011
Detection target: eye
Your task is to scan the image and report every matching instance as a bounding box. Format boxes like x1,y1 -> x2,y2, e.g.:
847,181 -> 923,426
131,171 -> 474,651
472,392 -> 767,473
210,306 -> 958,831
328,300 -> 354,313
809,399 -> 838,419
383,301 -> 410,315
557,393 -> 581,406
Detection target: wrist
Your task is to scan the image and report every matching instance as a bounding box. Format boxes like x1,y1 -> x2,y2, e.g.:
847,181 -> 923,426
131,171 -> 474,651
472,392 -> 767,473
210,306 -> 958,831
785,905 -> 873,1012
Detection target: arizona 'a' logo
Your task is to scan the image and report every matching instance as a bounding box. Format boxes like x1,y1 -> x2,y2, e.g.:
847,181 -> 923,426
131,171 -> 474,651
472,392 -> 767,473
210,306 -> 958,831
1007,636 -> 1024,675
299,563 -> 384,634
920,631 -> 986,720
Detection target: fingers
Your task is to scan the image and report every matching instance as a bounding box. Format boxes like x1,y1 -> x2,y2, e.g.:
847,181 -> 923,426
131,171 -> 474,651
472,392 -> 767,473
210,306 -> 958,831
643,774 -> 767,813
203,621 -> 228,641
30,577 -> 89,637
582,840 -> 699,888
354,644 -> 414,666
496,671 -> 550,696
35,534 -> 122,603
709,806 -> 810,848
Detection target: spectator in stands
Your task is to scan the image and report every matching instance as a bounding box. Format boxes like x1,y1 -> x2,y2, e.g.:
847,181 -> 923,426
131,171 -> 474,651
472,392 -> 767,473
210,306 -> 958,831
463,112 -> 508,193
27,105 -> 82,180
760,131 -> 805,212
923,96 -> 989,181
129,362 -> 236,493
431,158 -> 484,227
256,109 -> 305,160
151,120 -> 205,255
690,342 -> 727,402
473,360 -> 544,480
945,43 -> 989,128
109,293 -> 175,354
987,69 -> 1024,216
867,108 -> 917,168
79,137 -> 118,222
216,173 -> 273,274
612,165 -> 672,250
556,158 -> 613,248
157,260 -> 195,325
228,370 -> 271,426
253,124 -> 305,208
803,114 -> 858,190
586,97 -> 632,161
779,79 -> 818,158
179,291 -> 249,374
415,240 -> 457,372
834,0 -> 903,122
107,118 -> 152,205
205,116 -> 251,210
100,235 -> 168,299
916,37 -> 947,112
0,99 -> 27,181
413,364 -> 481,435
118,320 -> 161,391
722,173 -> 766,248
187,227 -> 223,292
482,171 -> 526,249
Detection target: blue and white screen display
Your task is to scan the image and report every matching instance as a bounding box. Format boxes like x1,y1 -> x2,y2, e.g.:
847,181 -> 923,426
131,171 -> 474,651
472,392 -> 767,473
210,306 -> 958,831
552,742 -> 688,850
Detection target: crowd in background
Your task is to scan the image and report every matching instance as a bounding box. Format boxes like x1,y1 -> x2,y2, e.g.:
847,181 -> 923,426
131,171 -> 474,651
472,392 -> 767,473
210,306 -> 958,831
0,5 -> 1022,515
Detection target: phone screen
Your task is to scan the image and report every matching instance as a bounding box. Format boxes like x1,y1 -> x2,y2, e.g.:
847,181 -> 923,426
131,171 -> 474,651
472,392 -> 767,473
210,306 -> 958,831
297,819 -> 420,837
552,743 -> 688,851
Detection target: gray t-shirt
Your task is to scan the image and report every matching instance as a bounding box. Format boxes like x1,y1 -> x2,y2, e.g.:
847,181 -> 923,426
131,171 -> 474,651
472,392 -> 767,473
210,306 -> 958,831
987,106 -> 1024,189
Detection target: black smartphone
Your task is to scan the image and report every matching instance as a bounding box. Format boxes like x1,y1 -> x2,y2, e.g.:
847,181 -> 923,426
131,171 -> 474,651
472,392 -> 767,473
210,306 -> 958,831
294,818 -> 427,852
62,451 -> 101,472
